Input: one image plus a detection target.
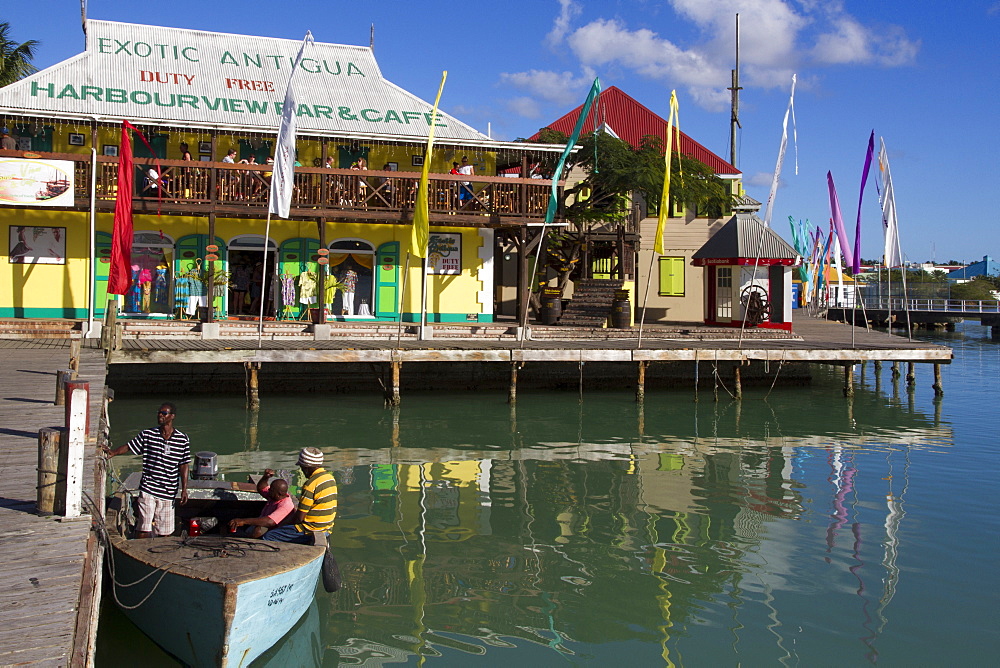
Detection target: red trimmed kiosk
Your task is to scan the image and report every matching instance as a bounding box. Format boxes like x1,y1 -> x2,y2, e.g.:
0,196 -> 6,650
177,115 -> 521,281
692,214 -> 801,332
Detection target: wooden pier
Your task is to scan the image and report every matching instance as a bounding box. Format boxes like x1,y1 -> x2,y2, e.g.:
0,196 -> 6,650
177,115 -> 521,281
0,341 -> 106,666
98,315 -> 952,400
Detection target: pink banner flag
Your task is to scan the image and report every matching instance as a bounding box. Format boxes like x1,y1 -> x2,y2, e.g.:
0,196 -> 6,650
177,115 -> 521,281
826,171 -> 853,268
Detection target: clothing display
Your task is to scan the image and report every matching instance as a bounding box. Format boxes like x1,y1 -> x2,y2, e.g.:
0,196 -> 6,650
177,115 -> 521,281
298,271 -> 317,304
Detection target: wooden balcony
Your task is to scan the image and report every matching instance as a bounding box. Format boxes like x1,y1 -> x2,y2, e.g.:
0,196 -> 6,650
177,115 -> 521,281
1,149 -> 562,227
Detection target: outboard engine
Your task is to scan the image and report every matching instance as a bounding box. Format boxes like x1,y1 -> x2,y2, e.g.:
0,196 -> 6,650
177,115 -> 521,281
192,451 -> 218,480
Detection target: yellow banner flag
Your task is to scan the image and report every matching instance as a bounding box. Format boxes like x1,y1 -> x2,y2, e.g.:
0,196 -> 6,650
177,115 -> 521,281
654,90 -> 682,255
411,71 -> 448,258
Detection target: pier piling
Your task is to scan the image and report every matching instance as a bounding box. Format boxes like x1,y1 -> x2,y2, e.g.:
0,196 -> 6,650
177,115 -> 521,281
55,368 -> 76,406
906,362 -> 916,387
932,363 -> 944,396
69,336 -> 81,373
388,361 -> 401,406
843,363 -> 855,398
245,361 -> 261,411
508,362 -> 519,404
636,361 -> 647,403
36,427 -> 62,516
734,364 -> 742,400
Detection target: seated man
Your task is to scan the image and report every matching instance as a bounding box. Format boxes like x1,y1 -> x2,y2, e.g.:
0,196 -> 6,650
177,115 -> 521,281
263,447 -> 338,544
227,469 -> 294,538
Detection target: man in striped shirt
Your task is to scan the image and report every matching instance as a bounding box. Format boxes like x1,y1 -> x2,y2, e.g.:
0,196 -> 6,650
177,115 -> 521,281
104,402 -> 190,538
263,447 -> 337,544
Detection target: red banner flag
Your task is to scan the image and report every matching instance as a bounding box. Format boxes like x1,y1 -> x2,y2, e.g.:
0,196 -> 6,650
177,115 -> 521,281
108,123 -> 134,295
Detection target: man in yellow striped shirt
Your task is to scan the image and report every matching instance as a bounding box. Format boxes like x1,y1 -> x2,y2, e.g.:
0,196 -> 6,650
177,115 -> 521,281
263,447 -> 337,544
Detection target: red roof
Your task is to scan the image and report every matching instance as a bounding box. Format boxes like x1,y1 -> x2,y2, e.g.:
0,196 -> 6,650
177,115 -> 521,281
527,86 -> 739,175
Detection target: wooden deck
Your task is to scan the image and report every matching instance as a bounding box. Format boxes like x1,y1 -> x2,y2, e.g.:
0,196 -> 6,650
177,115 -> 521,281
100,316 -> 952,365
0,342 -> 107,667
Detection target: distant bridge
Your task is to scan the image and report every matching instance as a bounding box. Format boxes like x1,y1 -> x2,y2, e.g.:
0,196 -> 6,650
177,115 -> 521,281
827,298 -> 1000,336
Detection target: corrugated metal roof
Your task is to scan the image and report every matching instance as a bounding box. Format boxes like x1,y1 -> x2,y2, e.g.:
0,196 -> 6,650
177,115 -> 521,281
733,194 -> 762,212
693,213 -> 799,260
527,86 -> 740,175
0,20 -> 506,145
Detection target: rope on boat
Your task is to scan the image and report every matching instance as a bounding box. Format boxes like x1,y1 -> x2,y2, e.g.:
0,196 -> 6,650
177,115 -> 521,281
148,535 -> 282,559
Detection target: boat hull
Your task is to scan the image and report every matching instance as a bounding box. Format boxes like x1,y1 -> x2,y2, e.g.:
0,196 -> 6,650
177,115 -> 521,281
109,538 -> 322,667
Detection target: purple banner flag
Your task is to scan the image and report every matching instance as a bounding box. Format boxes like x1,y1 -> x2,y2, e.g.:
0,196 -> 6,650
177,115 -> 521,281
854,131 -> 875,273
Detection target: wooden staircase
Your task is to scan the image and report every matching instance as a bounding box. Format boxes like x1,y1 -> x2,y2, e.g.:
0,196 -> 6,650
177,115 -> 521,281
557,279 -> 624,328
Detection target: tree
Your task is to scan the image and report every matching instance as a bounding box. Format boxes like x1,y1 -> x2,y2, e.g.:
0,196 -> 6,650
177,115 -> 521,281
528,131 -> 733,294
0,21 -> 39,88
951,277 -> 1000,301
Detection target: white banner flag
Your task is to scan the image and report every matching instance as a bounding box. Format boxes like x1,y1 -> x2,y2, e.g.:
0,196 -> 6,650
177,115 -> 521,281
878,138 -> 902,268
763,74 -> 797,228
269,32 -> 314,218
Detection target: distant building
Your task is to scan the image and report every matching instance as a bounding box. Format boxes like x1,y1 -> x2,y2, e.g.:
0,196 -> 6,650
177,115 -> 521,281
948,256 -> 1000,281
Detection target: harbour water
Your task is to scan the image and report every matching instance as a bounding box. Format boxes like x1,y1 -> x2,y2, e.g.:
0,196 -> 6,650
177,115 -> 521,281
96,321 -> 999,666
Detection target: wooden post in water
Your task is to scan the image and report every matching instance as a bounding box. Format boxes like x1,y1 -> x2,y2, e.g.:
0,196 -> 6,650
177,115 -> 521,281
63,380 -> 89,518
245,361 -> 261,411
36,427 -> 62,516
733,364 -> 742,400
508,362 -> 519,404
388,361 -> 401,406
874,360 -> 882,376
891,361 -> 901,379
932,363 -> 944,396
843,363 -> 854,398
636,361 -> 647,403
693,357 -> 699,403
69,335 -> 81,373
906,362 -> 916,386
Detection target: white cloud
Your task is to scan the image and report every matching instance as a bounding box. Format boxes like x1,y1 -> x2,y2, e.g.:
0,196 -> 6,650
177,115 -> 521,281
499,69 -> 595,106
505,96 -> 543,119
812,17 -> 918,66
746,171 -> 779,188
547,0 -> 582,47
498,0 -> 919,118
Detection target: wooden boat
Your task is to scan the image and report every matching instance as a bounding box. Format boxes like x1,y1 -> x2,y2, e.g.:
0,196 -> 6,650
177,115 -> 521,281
105,473 -> 325,667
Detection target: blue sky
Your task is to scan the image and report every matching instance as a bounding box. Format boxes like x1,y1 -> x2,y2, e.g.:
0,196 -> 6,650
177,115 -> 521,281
8,1 -> 999,263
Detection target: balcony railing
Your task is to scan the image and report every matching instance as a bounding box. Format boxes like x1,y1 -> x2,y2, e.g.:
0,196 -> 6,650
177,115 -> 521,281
3,149 -> 561,225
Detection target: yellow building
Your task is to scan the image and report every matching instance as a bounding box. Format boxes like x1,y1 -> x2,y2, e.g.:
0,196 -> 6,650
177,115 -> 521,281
0,20 -> 563,325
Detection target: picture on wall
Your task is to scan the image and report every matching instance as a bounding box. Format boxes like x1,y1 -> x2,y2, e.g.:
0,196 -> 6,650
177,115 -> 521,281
9,226 -> 66,264
198,141 -> 212,154
411,155 -> 424,167
68,133 -> 85,146
103,144 -> 118,157
427,232 -> 461,275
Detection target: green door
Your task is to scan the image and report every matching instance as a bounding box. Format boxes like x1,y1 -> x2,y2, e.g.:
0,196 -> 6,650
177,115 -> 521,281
133,133 -> 168,159
278,237 -> 320,319
94,232 -> 112,317
375,241 -> 400,319
175,234 -> 227,317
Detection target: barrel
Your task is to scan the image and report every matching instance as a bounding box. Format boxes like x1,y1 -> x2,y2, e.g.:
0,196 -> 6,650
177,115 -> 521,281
539,288 -> 562,325
611,289 -> 631,329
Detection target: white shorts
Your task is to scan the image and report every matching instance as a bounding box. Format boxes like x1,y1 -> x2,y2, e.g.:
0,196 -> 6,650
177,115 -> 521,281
137,492 -> 176,536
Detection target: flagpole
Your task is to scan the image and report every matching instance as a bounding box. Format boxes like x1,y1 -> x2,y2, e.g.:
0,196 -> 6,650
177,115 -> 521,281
260,31 -> 314,348
87,146 -> 97,338
257,211 -> 272,348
